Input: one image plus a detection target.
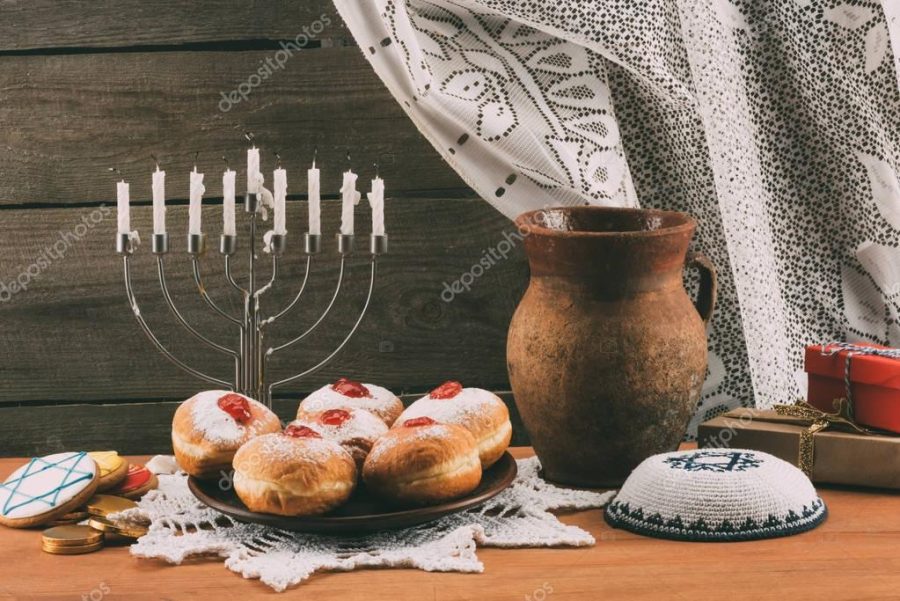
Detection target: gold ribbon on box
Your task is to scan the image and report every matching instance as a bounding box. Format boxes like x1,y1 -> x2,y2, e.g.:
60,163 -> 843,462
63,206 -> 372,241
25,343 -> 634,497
772,398 -> 872,476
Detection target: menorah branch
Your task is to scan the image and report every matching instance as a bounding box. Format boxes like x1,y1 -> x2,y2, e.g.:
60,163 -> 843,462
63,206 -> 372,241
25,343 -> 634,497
254,256 -> 278,299
191,258 -> 242,325
157,257 -> 238,358
261,256 -> 311,327
223,254 -> 247,295
121,252 -> 233,389
266,257 -> 346,356
268,258 -> 377,396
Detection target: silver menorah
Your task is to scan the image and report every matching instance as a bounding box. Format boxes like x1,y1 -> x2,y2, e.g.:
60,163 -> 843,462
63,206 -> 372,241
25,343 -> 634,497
115,191 -> 387,408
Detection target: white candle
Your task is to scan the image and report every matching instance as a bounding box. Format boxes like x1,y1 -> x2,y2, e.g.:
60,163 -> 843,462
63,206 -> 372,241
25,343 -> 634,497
247,147 -> 261,194
152,168 -> 166,235
116,180 -> 131,235
339,170 -> 360,235
223,169 -> 236,236
189,169 -> 205,235
273,167 -> 287,235
367,176 -> 386,236
308,161 -> 321,235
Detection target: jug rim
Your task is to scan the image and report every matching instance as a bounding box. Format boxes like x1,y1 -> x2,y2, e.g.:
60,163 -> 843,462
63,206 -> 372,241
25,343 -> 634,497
515,206 -> 696,239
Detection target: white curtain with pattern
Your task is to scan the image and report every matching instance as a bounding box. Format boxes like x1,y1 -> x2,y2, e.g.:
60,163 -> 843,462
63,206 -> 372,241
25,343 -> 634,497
332,0 -> 900,436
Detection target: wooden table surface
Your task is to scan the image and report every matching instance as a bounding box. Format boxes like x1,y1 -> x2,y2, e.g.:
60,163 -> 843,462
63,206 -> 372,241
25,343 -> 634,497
1,447 -> 900,600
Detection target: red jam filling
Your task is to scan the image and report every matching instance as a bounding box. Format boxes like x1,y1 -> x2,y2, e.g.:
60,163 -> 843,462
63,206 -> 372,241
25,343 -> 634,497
430,380 -> 463,399
284,424 -> 322,438
217,393 -> 252,423
320,409 -> 352,426
403,416 -> 437,428
331,377 -> 371,398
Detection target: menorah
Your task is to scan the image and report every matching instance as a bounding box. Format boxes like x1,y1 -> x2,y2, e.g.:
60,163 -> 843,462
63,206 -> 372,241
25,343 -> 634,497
115,191 -> 387,409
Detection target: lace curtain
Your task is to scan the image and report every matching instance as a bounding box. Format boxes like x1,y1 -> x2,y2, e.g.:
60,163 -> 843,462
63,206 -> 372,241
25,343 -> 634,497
332,0 -> 900,434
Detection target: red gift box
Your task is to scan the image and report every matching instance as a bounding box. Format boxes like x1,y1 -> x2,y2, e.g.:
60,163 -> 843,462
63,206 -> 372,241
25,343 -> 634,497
805,343 -> 900,433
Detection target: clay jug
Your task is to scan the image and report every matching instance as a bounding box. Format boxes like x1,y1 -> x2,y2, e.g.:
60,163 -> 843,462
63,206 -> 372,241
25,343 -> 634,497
507,207 -> 716,487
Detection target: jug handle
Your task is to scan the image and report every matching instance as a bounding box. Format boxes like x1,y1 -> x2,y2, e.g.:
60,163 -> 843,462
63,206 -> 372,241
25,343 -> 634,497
685,251 -> 717,325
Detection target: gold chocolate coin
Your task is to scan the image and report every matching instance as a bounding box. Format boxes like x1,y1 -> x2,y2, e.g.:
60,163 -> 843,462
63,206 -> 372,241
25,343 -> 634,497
60,510 -> 89,521
102,530 -> 138,545
86,494 -> 137,517
49,510 -> 90,525
41,525 -> 103,547
41,541 -> 104,555
88,516 -> 147,539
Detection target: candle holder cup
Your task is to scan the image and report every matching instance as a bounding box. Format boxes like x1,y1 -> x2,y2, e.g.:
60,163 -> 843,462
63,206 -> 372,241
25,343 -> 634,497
187,233 -> 207,255
336,234 -> 355,255
268,233 -> 287,256
116,233 -> 135,255
370,234 -> 388,256
152,233 -> 169,255
220,234 -> 237,256
115,197 -> 384,407
304,233 -> 322,255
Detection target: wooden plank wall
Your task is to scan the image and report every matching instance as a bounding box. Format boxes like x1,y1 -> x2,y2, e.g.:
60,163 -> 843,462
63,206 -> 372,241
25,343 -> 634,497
0,1 -> 530,455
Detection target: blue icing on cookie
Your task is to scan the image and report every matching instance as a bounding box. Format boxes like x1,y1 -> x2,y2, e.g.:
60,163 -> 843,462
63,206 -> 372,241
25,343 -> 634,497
0,452 -> 96,518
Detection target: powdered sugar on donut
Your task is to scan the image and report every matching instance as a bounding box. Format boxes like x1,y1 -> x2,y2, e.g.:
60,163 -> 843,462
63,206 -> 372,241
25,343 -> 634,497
299,383 -> 399,420
397,388 -> 500,426
190,390 -> 272,445
291,409 -> 387,446
251,433 -> 349,465
367,424 -> 454,464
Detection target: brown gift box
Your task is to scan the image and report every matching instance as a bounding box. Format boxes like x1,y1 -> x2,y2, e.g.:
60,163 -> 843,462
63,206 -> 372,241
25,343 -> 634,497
697,408 -> 900,489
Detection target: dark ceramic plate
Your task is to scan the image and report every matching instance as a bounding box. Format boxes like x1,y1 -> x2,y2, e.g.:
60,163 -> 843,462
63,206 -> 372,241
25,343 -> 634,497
187,452 -> 517,534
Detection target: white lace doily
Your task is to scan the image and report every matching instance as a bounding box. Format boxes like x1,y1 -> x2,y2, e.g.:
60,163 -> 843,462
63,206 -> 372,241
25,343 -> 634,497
112,457 -> 614,592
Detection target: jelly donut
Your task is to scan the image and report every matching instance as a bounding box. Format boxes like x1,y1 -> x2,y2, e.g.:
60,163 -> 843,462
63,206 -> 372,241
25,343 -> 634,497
233,427 -> 357,516
297,378 -> 403,426
172,390 -> 282,479
395,381 -> 512,468
0,452 -> 99,529
363,417 -> 482,506
288,408 -> 388,469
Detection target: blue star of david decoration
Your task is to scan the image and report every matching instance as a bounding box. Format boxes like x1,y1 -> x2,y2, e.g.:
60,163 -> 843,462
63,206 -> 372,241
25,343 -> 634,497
664,450 -> 762,473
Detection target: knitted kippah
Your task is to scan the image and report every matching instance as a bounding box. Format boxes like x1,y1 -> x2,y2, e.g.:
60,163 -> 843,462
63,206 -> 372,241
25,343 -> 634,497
604,449 -> 827,542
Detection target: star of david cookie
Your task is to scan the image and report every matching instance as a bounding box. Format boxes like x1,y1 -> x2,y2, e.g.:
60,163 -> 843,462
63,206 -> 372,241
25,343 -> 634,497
0,452 -> 99,529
